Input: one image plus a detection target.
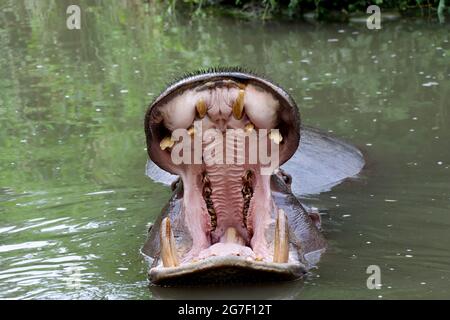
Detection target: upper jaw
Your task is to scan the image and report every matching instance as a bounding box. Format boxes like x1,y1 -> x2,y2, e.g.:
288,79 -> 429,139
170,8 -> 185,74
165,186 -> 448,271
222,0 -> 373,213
145,72 -> 301,176
144,70 -> 306,284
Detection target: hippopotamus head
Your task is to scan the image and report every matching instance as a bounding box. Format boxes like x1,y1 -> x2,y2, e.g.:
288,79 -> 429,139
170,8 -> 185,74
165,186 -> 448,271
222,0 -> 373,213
141,68 -> 338,285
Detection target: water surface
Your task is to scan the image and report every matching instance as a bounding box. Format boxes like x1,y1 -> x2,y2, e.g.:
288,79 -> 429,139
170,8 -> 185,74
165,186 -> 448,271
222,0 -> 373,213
1,0 -> 449,299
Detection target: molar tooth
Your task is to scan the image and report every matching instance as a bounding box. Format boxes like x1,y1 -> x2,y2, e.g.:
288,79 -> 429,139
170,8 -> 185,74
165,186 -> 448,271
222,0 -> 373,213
160,136 -> 175,150
160,217 -> 180,267
232,89 -> 245,120
269,130 -> 283,145
273,209 -> 289,263
244,122 -> 254,133
196,98 -> 207,119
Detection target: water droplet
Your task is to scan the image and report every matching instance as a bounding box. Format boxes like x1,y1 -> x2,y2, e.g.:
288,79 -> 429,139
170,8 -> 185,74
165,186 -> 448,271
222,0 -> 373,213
422,82 -> 439,87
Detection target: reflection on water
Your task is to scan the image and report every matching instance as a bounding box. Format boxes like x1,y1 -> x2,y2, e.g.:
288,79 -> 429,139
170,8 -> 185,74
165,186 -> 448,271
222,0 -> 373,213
0,0 -> 449,299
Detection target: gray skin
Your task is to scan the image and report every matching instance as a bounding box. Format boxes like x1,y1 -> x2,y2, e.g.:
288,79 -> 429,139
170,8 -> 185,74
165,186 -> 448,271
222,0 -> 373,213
142,68 -> 364,286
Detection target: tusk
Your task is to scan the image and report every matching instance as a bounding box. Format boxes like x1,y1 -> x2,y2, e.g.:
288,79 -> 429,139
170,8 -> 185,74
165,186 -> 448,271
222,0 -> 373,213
273,209 -> 289,263
269,130 -> 283,145
244,122 -> 254,133
160,136 -> 175,150
160,217 -> 180,267
187,125 -> 195,136
196,98 -> 207,119
232,89 -> 245,120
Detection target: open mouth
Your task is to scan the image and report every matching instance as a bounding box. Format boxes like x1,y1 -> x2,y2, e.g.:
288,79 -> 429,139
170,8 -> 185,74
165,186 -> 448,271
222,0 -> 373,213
151,172 -> 305,285
143,68 -> 324,285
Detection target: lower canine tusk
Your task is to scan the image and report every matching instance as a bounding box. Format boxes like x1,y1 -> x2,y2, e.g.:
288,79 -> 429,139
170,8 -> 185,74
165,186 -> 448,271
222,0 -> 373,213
273,209 -> 289,263
160,217 -> 180,267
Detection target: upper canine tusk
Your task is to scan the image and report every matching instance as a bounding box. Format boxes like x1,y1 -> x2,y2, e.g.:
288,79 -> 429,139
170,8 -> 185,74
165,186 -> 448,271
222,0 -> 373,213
232,89 -> 245,120
273,209 -> 289,263
196,98 -> 207,119
160,136 -> 175,150
160,217 -> 180,267
269,130 -> 283,145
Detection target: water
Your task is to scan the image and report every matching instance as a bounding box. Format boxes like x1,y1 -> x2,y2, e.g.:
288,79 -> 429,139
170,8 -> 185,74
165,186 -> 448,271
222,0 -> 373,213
1,0 -> 449,299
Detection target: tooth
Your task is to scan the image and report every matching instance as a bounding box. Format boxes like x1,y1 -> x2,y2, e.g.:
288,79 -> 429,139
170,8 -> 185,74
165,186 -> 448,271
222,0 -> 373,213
244,122 -> 254,133
222,227 -> 244,245
273,209 -> 289,263
160,136 -> 174,150
232,89 -> 245,120
160,217 -> 180,267
237,83 -> 247,90
187,125 -> 195,136
196,98 -> 207,119
269,130 -> 283,145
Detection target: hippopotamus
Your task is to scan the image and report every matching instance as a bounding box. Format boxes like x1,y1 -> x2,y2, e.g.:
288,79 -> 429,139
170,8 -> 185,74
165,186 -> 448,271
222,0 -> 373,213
141,67 -> 364,286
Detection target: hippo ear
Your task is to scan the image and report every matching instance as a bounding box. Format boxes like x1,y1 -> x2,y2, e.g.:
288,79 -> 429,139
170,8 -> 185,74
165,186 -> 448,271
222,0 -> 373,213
145,159 -> 178,186
281,126 -> 365,196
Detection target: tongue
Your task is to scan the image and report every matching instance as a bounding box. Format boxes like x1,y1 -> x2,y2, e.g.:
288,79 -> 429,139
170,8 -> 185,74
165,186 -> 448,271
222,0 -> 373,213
198,243 -> 256,260
197,227 -> 256,260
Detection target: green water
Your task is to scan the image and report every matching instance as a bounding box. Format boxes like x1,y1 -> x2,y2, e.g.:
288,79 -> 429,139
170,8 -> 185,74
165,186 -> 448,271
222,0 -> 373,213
1,0 -> 449,299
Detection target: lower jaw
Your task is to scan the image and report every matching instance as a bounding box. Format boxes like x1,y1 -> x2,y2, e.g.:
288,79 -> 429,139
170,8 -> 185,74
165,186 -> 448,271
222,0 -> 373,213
149,255 -> 306,286
151,208 -> 298,285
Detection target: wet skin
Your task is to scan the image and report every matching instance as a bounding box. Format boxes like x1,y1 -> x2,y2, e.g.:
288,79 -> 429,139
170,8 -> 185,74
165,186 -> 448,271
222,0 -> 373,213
141,68 -> 364,286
